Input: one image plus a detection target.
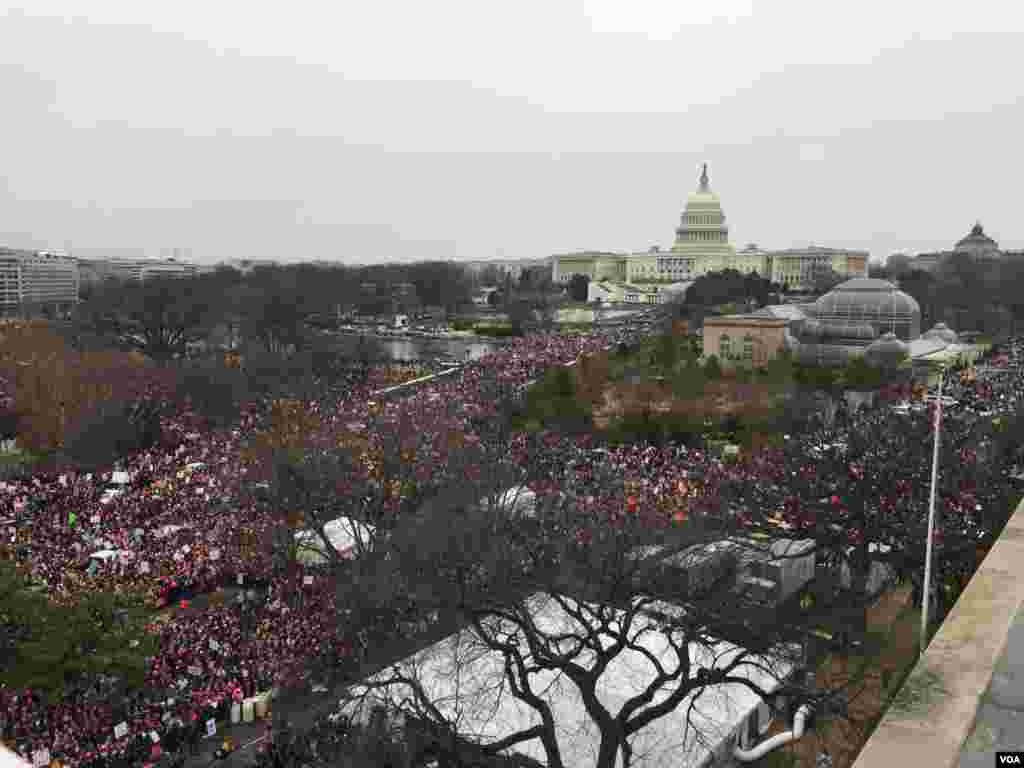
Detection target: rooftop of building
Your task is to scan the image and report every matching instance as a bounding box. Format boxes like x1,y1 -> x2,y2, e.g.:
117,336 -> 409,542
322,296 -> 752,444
812,278 -> 921,317
751,304 -> 809,321
770,245 -> 870,255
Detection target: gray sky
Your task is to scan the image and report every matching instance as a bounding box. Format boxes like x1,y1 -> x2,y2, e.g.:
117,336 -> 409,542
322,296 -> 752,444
1,1 -> 1022,265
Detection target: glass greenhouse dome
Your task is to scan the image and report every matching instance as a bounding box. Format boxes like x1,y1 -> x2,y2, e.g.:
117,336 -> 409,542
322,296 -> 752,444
810,278 -> 921,341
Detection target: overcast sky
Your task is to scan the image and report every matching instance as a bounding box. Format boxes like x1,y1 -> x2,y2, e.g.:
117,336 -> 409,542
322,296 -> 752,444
1,1 -> 1022,265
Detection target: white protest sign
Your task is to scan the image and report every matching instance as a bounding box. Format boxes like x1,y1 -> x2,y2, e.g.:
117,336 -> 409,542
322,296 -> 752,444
150,731 -> 160,743
182,545 -> 191,554
139,561 -> 151,574
188,665 -> 202,676
237,574 -> 244,585
91,515 -> 100,524
209,548 -> 221,561
33,749 -> 50,767
209,638 -> 220,652
173,552 -> 184,562
114,721 -> 128,739
303,576 -> 313,586
206,719 -> 217,738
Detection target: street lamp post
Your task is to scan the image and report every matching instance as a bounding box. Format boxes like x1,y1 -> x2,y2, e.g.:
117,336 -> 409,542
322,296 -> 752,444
921,363 -> 946,651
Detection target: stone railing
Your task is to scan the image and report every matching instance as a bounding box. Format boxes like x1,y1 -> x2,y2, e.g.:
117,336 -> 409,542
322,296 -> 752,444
851,494 -> 1024,767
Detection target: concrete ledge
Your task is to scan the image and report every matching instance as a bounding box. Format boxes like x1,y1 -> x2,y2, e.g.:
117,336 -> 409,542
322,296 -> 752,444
852,495 -> 1024,768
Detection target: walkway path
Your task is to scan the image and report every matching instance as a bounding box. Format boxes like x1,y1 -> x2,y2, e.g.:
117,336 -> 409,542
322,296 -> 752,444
959,600 -> 1024,764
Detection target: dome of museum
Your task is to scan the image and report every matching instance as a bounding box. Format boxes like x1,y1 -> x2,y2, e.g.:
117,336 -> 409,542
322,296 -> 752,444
955,221 -> 999,256
811,278 -> 921,341
865,332 -> 910,368
922,322 -> 958,344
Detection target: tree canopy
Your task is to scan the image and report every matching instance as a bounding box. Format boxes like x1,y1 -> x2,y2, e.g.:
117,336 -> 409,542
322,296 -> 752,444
0,560 -> 157,703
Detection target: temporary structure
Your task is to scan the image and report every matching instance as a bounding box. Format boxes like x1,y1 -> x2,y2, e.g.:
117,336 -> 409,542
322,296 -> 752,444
338,592 -> 796,768
0,742 -> 33,768
293,517 -> 375,564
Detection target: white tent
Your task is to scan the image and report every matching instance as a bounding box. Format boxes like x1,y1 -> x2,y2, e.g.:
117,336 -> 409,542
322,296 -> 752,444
489,486 -> 538,519
89,549 -> 119,561
338,592 -> 794,768
154,524 -> 189,539
293,517 -> 375,564
0,743 -> 33,768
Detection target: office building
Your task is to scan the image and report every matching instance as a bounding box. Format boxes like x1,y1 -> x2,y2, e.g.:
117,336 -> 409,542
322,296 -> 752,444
0,248 -> 79,318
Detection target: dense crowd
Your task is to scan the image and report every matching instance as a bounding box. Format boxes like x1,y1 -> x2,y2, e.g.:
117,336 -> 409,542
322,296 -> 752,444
4,319 -> 1022,768
0,321 -> 655,767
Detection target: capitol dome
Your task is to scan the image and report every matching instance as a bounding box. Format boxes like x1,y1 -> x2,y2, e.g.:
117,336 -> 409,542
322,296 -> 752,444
812,278 -> 921,341
672,163 -> 734,265
922,322 -> 958,344
865,332 -> 910,368
686,165 -> 722,208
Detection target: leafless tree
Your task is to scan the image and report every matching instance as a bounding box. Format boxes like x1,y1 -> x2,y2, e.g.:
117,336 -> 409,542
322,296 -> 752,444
329,398 -> 829,768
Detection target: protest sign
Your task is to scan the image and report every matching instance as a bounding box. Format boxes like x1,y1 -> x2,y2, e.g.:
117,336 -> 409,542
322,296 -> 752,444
114,722 -> 128,739
33,749 -> 50,767
206,719 -> 217,738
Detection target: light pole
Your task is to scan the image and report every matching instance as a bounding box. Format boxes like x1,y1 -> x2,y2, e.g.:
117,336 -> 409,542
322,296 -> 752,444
920,363 -> 946,651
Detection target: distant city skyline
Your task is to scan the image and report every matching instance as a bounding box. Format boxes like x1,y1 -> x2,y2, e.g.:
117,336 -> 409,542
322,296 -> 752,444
2,3 -> 1021,265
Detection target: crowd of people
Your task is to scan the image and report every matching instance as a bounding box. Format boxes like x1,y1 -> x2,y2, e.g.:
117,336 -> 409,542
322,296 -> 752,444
1,319 -> 657,767
4,314 -> 1022,768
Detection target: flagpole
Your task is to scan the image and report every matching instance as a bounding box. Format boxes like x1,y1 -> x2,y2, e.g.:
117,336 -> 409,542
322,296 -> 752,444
921,364 -> 945,651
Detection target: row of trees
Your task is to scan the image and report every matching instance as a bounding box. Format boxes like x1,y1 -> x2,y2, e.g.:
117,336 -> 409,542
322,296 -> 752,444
870,252 -> 1024,336
683,269 -> 786,309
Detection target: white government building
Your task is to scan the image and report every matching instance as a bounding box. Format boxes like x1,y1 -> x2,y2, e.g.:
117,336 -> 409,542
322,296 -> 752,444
552,164 -> 868,294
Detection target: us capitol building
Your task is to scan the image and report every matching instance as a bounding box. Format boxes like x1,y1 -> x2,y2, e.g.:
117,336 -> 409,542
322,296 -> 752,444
551,164 -> 869,292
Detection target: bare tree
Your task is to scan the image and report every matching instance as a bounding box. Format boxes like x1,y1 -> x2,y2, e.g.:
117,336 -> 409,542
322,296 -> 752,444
330,396 -> 828,768
72,274 -> 223,364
